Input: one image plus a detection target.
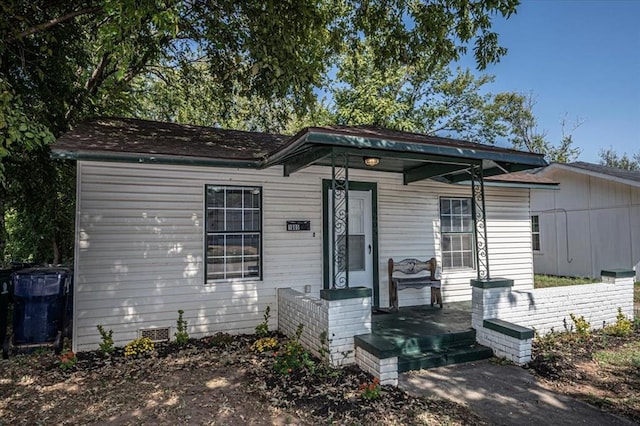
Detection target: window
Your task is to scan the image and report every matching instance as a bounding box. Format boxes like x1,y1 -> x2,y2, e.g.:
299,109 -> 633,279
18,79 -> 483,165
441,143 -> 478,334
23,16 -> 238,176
440,198 -> 474,269
531,215 -> 541,251
205,185 -> 261,281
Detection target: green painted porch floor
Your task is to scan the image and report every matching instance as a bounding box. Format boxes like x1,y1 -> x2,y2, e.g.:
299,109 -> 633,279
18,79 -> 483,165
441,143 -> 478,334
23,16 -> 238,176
355,301 -> 493,371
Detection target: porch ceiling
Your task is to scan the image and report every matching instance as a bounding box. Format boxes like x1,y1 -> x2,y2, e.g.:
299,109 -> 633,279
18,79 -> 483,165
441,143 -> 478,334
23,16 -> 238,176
272,127 -> 547,185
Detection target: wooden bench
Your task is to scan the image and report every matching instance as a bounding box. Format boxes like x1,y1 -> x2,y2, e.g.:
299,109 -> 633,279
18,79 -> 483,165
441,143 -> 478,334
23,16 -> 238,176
388,257 -> 442,311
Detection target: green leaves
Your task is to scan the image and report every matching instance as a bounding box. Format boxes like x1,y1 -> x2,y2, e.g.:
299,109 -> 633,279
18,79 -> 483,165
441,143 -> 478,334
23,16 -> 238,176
0,81 -> 54,181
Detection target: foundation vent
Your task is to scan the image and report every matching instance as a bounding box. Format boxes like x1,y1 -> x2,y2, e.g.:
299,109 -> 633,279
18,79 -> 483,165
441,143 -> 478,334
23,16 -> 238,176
139,327 -> 170,342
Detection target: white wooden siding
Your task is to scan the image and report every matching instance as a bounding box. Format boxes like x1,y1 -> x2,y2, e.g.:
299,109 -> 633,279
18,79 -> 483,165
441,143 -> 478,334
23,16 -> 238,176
532,169 -> 640,278
73,161 -> 534,351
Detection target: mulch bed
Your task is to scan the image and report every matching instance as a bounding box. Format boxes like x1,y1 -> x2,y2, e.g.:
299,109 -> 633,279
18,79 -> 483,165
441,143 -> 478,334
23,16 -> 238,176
0,333 -> 486,425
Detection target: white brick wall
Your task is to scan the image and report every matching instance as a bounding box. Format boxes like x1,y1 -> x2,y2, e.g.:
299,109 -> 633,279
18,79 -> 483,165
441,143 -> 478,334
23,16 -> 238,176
277,288 -> 371,366
472,275 -> 635,365
476,327 -> 532,364
472,277 -> 634,335
355,347 -> 398,386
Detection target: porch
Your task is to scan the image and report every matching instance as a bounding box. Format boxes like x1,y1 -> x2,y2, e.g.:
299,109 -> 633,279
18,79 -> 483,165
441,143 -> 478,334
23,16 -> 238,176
356,302 -> 492,373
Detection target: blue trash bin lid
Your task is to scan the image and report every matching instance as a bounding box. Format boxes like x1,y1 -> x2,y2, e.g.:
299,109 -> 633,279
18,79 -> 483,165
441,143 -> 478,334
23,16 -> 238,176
12,268 -> 70,297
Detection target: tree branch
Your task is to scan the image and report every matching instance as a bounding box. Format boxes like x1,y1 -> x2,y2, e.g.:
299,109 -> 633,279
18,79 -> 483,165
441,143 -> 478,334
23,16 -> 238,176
6,6 -> 102,43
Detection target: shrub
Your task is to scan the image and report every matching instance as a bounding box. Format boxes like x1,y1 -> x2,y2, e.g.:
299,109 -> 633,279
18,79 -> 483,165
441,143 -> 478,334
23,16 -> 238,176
59,350 -> 77,371
124,337 -> 154,357
273,324 -> 314,375
251,337 -> 278,353
175,309 -> 189,345
569,313 -> 591,337
255,306 -> 271,337
359,377 -> 381,400
603,308 -> 633,337
96,325 -> 114,355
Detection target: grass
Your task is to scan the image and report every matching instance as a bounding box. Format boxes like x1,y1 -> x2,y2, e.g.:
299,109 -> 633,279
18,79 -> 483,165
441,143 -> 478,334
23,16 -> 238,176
594,340 -> 640,368
534,274 -> 599,289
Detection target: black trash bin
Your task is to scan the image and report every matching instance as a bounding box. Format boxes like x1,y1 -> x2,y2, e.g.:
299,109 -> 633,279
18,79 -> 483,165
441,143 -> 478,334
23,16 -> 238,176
0,269 -> 12,355
8,268 -> 71,355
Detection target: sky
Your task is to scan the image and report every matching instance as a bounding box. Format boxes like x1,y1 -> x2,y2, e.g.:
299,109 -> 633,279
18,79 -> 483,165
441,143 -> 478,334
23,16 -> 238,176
463,0 -> 640,163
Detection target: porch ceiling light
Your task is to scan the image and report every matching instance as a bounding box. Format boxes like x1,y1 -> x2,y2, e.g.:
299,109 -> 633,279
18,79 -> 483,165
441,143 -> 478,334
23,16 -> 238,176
363,156 -> 380,167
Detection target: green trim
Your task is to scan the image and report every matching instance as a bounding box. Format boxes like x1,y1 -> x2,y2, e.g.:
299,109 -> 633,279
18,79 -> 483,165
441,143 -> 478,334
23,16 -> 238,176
601,269 -> 636,279
322,180 -> 380,307
52,150 -> 260,169
354,334 -> 400,358
456,181 -> 560,190
483,318 -> 534,340
470,278 -> 514,289
320,287 -> 373,300
305,132 -> 547,167
404,163 -> 470,185
283,146 -> 332,176
328,147 -> 483,166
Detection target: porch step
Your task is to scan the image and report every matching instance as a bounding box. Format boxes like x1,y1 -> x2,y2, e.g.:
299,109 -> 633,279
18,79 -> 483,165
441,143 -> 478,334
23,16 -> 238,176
354,328 -> 477,359
397,344 -> 493,372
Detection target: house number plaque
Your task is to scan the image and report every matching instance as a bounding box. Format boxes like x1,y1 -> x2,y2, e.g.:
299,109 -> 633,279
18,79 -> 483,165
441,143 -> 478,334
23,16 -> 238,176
286,221 -> 310,231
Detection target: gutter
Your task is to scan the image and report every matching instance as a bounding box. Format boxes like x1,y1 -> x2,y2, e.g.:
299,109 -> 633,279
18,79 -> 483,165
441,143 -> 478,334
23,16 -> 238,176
51,149 -> 261,169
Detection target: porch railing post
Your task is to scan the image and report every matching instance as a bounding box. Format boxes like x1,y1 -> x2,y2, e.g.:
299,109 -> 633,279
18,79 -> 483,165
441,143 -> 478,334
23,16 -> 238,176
471,164 -> 490,280
331,149 -> 349,289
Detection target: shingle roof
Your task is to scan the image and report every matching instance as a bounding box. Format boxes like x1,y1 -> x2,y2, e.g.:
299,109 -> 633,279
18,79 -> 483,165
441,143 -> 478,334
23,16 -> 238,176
486,171 -> 558,185
53,117 -> 289,162
52,117 -> 547,176
565,161 -> 640,184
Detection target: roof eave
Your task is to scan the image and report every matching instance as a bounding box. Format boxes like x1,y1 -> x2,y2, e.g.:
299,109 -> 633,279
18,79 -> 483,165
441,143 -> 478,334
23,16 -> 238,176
51,149 -> 261,169
302,130 -> 547,167
541,163 -> 640,189
456,180 -> 560,190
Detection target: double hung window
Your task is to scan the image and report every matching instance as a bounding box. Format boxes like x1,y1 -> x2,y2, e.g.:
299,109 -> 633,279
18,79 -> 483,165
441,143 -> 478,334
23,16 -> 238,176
531,215 -> 541,252
205,186 -> 261,281
440,198 -> 474,269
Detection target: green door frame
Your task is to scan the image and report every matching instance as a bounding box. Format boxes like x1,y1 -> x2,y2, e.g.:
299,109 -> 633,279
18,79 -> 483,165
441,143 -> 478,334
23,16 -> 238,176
322,179 -> 380,307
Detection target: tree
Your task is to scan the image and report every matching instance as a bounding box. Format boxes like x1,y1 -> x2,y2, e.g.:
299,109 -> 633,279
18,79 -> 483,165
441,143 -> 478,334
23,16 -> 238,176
0,0 -> 520,264
328,41 -> 511,143
491,93 -> 581,163
598,148 -> 640,171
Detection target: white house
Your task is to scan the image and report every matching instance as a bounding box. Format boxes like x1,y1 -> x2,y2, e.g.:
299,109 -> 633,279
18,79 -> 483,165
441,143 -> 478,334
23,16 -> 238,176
531,162 -> 640,281
52,118 -> 556,353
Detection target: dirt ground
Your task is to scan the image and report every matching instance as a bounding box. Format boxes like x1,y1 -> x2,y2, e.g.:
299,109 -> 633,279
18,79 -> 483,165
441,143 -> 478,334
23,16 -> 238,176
0,335 -> 485,425
2,325 -> 637,425
529,328 -> 640,423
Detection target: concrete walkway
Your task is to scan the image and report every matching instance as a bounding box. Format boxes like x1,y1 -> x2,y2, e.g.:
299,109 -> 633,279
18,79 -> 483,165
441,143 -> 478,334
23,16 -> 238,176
399,360 -> 635,426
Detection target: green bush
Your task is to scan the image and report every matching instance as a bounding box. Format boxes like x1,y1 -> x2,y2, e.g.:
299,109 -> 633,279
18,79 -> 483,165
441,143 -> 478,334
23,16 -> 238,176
603,308 -> 633,337
569,313 -> 591,337
255,306 -> 271,337
273,324 -> 315,375
96,325 -> 114,355
175,310 -> 189,345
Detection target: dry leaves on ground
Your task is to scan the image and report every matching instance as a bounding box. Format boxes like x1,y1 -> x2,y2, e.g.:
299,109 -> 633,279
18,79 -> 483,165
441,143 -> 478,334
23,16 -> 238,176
0,334 -> 485,425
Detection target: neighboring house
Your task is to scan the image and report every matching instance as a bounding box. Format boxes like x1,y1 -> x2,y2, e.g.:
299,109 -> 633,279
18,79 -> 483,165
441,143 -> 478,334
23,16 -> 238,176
52,117 -> 554,352
531,162 -> 640,281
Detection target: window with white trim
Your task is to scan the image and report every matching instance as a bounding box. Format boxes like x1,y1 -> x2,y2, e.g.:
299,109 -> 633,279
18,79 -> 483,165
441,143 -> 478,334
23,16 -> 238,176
205,185 -> 262,281
440,197 -> 474,269
531,215 -> 541,252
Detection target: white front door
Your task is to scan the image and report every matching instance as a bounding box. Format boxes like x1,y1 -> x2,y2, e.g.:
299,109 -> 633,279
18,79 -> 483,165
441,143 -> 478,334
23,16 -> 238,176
330,190 -> 373,289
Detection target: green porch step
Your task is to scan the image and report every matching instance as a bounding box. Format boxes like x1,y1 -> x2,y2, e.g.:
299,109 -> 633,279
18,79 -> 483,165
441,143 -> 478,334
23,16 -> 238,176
397,344 -> 494,372
354,328 -> 477,359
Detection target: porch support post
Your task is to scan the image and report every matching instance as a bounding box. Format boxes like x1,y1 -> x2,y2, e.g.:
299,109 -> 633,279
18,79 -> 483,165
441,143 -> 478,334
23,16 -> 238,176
331,149 -> 349,289
471,164 -> 490,280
